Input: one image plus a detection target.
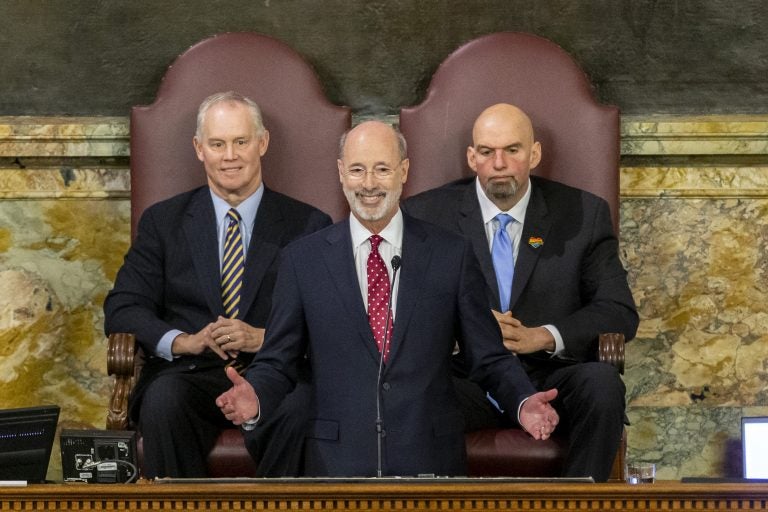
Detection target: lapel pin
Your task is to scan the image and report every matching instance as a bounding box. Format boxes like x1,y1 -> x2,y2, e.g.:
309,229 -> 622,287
528,236 -> 543,248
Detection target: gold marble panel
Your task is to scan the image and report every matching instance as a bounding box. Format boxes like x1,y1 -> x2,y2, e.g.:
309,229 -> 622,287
621,167 -> 768,198
0,197 -> 130,481
0,168 -> 129,199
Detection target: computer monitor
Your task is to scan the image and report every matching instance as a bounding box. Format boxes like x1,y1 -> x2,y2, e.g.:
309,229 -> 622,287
0,405 -> 60,483
742,416 -> 768,479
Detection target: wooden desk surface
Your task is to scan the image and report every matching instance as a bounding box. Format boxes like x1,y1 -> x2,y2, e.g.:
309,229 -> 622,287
2,480 -> 767,511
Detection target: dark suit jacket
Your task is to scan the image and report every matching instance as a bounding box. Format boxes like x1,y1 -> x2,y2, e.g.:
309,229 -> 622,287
104,185 -> 331,414
403,176 -> 638,375
245,212 -> 537,477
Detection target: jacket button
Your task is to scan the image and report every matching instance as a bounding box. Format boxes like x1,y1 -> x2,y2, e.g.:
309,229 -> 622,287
382,382 -> 390,391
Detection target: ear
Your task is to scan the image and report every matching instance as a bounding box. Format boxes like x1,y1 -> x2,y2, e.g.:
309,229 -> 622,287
193,136 -> 204,162
530,141 -> 542,169
258,130 -> 270,156
399,158 -> 409,184
337,159 -> 345,183
466,146 -> 478,173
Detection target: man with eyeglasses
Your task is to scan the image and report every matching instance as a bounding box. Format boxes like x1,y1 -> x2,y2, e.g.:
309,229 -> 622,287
216,120 -> 558,477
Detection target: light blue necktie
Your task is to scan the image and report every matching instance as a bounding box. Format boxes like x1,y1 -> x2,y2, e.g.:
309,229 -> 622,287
491,213 -> 515,312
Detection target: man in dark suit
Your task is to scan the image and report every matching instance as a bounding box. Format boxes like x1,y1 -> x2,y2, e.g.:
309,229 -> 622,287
402,103 -> 639,481
216,120 -> 559,477
104,91 -> 331,478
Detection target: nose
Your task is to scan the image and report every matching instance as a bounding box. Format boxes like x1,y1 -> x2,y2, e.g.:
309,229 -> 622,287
361,169 -> 377,188
224,143 -> 237,160
493,149 -> 506,169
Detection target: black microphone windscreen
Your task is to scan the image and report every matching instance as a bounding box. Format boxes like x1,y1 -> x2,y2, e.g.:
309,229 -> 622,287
391,255 -> 401,271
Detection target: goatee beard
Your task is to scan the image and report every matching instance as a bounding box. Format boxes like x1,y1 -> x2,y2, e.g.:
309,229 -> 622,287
485,178 -> 519,202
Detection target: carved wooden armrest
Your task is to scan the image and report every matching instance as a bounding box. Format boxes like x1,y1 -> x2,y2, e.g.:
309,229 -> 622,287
598,332 -> 627,482
107,332 -> 140,430
598,333 -> 625,375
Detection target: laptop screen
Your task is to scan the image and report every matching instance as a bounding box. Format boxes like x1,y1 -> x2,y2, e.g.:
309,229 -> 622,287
0,405 -> 60,483
742,416 -> 768,479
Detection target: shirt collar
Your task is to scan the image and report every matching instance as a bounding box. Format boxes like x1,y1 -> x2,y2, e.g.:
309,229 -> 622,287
349,208 -> 404,250
210,183 -> 264,229
474,177 -> 531,225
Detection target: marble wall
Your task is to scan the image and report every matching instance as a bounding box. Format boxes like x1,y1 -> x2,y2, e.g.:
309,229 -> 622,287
620,117 -> 768,479
0,116 -> 766,481
0,117 -> 130,480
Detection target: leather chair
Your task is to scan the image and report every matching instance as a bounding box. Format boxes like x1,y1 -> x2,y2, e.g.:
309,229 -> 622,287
399,32 -> 626,481
106,32 -> 351,477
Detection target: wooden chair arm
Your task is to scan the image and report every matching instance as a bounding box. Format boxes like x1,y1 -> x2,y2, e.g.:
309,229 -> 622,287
106,333 -> 140,430
598,333 -> 625,375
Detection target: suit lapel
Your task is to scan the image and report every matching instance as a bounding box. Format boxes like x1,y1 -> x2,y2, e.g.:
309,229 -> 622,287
509,183 -> 552,310
183,190 -> 223,316
385,215 -> 430,366
239,189 -> 282,317
321,221 -> 382,364
458,186 -> 501,310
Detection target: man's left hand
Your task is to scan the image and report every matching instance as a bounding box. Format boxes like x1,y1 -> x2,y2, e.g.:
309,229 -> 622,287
519,388 -> 559,440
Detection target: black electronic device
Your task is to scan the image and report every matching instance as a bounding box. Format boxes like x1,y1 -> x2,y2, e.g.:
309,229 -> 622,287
60,429 -> 138,483
0,404 -> 60,483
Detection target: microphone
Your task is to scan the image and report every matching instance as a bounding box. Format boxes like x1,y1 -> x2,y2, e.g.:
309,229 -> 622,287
376,255 -> 401,477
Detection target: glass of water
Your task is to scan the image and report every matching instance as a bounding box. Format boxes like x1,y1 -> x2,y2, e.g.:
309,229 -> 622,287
626,462 -> 656,484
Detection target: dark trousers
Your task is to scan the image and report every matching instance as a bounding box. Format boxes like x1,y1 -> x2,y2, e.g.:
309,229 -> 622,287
137,367 -> 232,478
455,361 -> 625,482
136,365 -> 309,478
243,375 -> 312,477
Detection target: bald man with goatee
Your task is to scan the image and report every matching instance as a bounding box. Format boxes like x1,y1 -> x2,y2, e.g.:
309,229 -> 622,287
403,103 -> 638,481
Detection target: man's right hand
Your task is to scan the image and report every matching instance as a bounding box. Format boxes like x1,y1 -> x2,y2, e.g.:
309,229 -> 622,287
171,325 -> 229,360
216,366 -> 260,426
492,310 -> 555,354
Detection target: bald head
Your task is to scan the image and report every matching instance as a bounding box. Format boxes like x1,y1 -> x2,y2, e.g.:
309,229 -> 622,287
339,121 -> 407,162
467,103 -> 541,211
472,103 -> 536,148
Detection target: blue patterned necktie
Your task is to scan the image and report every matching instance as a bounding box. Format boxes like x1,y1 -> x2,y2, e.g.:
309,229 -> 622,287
221,208 -> 244,318
491,213 -> 515,312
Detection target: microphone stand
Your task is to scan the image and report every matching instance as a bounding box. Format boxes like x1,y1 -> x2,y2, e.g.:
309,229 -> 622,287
376,255 -> 401,478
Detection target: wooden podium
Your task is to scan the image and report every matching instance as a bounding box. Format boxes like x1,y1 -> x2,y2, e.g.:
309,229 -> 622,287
2,480 -> 768,511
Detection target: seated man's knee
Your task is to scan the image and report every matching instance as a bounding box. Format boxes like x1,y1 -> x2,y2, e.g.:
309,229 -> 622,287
563,362 -> 624,409
139,375 -> 193,425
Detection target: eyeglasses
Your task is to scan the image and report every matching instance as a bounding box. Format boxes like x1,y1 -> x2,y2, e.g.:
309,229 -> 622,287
341,161 -> 403,180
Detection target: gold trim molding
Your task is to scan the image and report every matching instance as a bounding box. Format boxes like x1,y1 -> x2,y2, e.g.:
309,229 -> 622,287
2,481 -> 768,512
0,116 -> 129,157
621,115 -> 768,156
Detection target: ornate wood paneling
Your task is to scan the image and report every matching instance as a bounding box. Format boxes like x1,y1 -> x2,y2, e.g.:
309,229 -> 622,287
2,481 -> 768,511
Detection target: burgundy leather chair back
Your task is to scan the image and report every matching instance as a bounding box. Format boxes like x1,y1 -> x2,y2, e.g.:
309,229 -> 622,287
130,32 -> 351,236
399,32 -> 620,231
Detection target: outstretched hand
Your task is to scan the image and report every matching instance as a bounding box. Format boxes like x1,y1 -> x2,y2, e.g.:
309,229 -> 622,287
519,388 -> 559,440
215,366 -> 260,426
